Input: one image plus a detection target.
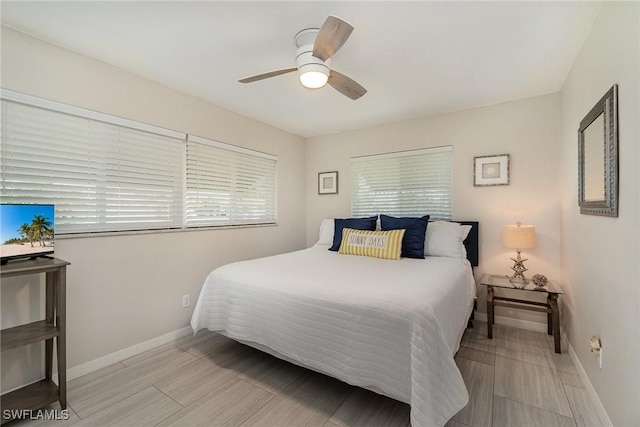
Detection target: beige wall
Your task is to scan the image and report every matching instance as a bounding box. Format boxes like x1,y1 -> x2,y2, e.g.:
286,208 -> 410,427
305,94 -> 562,324
558,2 -> 639,425
0,27 -> 307,392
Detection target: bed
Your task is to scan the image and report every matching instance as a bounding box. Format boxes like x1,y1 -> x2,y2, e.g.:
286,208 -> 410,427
191,219 -> 479,427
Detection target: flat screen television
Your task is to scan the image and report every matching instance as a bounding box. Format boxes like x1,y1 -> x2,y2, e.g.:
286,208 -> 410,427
0,204 -> 55,264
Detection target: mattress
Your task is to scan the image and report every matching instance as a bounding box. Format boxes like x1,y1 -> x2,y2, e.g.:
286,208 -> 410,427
191,244 -> 475,427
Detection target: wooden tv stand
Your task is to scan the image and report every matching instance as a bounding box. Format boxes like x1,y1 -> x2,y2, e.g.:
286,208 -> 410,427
0,257 -> 70,424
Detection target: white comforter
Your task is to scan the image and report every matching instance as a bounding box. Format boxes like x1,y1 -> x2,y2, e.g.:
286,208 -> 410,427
191,245 -> 475,427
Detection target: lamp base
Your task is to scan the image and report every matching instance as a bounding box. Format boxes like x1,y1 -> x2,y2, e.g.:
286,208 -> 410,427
509,276 -> 529,288
509,250 -> 529,285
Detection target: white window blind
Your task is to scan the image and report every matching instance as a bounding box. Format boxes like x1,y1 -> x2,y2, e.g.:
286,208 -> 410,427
185,135 -> 277,227
1,94 -> 185,234
351,146 -> 453,219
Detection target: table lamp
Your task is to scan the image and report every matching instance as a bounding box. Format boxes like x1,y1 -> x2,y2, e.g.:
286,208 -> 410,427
502,222 -> 536,284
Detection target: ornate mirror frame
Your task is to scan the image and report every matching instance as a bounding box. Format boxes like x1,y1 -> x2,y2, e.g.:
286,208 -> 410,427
578,84 -> 618,217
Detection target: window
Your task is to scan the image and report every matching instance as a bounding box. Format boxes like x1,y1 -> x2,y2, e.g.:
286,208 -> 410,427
0,90 -> 277,234
185,135 -> 277,227
351,146 -> 452,219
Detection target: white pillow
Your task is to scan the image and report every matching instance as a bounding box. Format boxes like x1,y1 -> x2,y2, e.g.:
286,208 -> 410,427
317,218 -> 335,245
424,221 -> 472,259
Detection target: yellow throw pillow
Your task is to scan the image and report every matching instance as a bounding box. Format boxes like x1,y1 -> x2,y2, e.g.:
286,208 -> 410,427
339,228 -> 406,260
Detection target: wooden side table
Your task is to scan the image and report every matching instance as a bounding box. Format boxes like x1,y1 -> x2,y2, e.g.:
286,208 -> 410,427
1,257 -> 70,424
479,274 -> 563,353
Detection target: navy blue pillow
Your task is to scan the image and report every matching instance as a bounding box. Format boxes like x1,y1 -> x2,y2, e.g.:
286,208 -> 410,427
380,214 -> 430,259
329,216 -> 378,251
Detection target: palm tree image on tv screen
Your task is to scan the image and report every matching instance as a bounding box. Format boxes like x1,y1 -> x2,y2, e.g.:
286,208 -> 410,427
0,204 -> 55,261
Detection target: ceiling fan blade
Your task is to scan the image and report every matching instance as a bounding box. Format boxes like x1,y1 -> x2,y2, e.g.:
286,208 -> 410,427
238,68 -> 297,83
312,16 -> 354,61
328,70 -> 367,100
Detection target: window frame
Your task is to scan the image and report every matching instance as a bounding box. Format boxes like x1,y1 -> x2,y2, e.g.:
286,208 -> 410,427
185,134 -> 278,228
350,146 -> 453,220
0,89 -> 278,237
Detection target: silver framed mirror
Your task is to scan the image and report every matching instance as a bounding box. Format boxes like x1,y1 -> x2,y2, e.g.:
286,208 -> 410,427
578,84 -> 618,217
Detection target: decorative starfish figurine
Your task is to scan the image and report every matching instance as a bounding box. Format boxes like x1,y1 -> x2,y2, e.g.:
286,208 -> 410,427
509,250 -> 529,284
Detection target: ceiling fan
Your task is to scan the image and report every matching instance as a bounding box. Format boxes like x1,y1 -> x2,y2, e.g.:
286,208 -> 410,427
239,16 -> 367,100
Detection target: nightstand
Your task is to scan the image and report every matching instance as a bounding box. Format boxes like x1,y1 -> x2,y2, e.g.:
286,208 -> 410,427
478,274 -> 563,353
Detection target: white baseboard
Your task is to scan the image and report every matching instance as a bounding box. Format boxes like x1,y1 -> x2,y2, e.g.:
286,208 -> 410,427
563,331 -> 613,427
473,310 -> 612,426
66,326 -> 193,381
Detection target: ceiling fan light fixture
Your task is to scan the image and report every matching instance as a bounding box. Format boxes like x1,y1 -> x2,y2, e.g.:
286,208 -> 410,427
299,69 -> 328,88
239,16 -> 366,99
296,45 -> 330,89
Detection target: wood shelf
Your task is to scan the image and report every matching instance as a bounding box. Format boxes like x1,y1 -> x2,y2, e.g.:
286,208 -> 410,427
0,380 -> 60,425
0,257 -> 69,278
1,320 -> 60,351
1,257 -> 69,423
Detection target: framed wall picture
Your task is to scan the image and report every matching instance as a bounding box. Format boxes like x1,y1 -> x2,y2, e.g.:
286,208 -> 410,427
318,171 -> 338,194
474,154 -> 510,186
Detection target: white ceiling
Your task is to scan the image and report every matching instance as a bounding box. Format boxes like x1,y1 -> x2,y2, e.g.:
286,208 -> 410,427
1,1 -> 602,138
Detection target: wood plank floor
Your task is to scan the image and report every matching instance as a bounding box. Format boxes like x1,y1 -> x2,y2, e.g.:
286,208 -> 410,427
9,321 -> 607,426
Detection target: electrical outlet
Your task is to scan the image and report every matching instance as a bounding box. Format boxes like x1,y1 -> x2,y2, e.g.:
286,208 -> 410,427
590,335 -> 602,368
182,294 -> 190,308
598,348 -> 603,369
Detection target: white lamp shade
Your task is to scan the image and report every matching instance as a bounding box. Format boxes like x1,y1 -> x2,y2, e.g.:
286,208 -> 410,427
502,223 -> 536,249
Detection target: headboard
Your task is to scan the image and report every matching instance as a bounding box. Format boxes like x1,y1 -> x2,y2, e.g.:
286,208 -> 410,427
457,221 -> 479,267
